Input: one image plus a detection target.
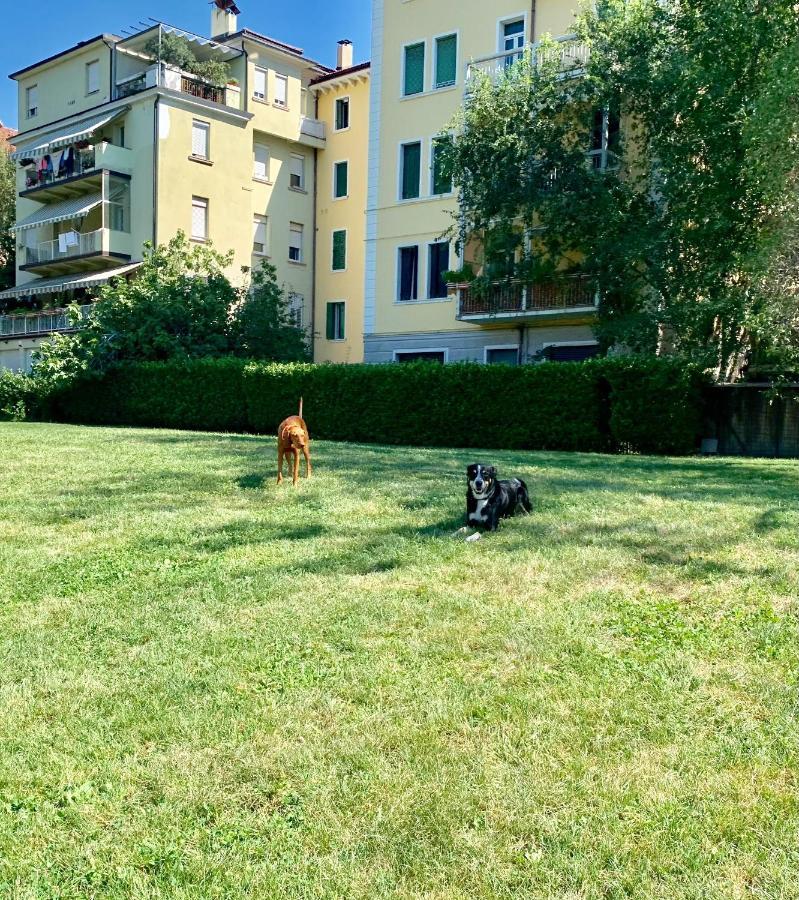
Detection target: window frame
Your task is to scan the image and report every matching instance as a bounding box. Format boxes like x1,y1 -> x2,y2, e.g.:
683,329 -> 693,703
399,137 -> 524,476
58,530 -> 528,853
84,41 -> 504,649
290,153 -> 306,191
273,73 -> 289,108
430,134 -> 454,196
326,301 -> 346,342
331,228 -> 347,272
253,142 -> 271,182
191,196 -> 209,243
484,344 -> 521,365
25,85 -> 38,120
253,66 -> 268,101
401,40 -> 426,97
288,221 -> 304,263
393,349 -> 449,364
334,96 -> 351,132
86,59 -> 101,96
333,159 -> 349,200
396,244 -> 420,302
426,240 -> 451,300
398,140 -> 423,201
191,119 -> 210,161
252,214 -> 269,256
433,32 -> 459,90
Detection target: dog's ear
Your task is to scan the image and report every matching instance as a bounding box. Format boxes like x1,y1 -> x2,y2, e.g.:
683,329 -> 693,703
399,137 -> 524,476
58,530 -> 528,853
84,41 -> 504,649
487,466 -> 497,478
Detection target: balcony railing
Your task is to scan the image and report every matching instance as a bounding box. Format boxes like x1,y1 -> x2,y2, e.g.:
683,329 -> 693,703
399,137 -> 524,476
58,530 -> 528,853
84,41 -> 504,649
299,116 -> 326,142
25,229 -> 103,267
466,36 -> 590,87
180,74 -> 225,105
457,275 -> 597,318
114,64 -> 237,108
0,304 -> 93,339
23,149 -> 97,191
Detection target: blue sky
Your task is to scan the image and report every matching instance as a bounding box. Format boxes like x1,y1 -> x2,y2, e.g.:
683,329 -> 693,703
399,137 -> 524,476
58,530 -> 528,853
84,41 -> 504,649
0,0 -> 372,129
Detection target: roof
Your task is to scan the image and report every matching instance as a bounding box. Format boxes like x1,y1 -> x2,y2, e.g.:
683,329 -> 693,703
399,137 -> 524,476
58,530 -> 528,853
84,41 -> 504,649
9,34 -> 118,81
310,61 -> 371,86
225,29 -> 332,74
0,124 -> 17,148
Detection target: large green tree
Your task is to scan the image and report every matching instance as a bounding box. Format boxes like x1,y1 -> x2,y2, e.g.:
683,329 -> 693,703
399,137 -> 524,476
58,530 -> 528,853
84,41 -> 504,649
444,0 -> 799,380
0,129 -> 16,295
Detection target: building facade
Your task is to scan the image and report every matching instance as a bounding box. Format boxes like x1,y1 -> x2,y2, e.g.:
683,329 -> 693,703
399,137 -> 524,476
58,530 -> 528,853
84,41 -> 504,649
364,0 -> 600,365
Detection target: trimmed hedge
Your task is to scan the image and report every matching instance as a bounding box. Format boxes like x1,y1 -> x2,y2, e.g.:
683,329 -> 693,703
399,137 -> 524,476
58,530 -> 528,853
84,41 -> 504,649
44,356 -> 707,455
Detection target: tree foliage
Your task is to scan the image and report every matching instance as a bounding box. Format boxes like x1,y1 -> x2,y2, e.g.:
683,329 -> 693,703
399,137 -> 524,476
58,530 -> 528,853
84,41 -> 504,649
143,32 -> 230,87
443,0 -> 799,380
33,233 -> 307,384
0,130 -> 16,294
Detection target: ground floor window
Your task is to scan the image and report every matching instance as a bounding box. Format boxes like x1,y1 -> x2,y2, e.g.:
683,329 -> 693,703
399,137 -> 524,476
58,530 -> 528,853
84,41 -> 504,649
544,343 -> 600,362
486,346 -> 519,365
326,301 -> 345,341
394,350 -> 446,364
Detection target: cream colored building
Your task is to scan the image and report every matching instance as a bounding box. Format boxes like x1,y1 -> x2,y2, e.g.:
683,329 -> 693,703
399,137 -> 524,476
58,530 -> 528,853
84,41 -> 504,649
0,4 -> 341,371
364,0 -> 600,364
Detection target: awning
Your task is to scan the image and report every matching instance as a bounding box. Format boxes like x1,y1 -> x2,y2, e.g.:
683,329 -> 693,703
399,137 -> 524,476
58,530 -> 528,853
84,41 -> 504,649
10,106 -> 130,162
12,193 -> 103,232
0,263 -> 141,300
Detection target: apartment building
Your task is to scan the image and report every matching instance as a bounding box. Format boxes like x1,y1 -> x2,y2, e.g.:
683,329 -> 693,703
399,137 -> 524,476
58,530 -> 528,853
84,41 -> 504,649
0,3 -> 341,372
311,46 -> 370,364
364,0 -> 600,365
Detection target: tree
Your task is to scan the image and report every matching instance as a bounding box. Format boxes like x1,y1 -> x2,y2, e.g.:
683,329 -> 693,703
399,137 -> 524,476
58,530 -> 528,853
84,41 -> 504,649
443,0 -> 799,380
0,129 -> 16,294
232,261 -> 310,362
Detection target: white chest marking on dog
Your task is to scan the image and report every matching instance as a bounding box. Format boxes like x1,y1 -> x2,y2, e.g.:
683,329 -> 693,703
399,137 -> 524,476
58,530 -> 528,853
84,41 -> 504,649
469,499 -> 489,523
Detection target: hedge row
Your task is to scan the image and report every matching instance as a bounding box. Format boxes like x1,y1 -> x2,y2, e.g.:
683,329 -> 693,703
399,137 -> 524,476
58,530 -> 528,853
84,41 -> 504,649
44,356 -> 706,455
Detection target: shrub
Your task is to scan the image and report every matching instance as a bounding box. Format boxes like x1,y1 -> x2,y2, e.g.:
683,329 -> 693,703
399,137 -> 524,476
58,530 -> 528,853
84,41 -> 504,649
0,371 -> 51,421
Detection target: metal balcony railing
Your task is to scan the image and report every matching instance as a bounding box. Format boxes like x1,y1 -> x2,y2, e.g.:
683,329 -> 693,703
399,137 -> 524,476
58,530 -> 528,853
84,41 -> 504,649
180,74 -> 226,105
458,275 -> 597,318
25,229 -> 103,266
466,36 -> 590,87
0,304 -> 93,338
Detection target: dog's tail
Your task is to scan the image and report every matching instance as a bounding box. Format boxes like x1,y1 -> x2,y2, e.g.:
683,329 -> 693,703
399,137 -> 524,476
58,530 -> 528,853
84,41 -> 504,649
518,479 -> 533,514
299,397 -> 303,419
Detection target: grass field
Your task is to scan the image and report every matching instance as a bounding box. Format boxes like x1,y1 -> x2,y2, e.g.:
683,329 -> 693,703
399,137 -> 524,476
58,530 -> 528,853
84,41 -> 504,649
0,423 -> 797,899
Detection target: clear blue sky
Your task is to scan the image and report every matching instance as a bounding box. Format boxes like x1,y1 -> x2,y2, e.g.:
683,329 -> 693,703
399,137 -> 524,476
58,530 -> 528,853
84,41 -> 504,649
0,0 -> 372,129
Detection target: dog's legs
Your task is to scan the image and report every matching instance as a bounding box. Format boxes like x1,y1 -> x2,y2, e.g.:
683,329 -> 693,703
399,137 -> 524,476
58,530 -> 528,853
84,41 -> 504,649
302,445 -> 312,479
293,449 -> 300,486
277,447 -> 284,485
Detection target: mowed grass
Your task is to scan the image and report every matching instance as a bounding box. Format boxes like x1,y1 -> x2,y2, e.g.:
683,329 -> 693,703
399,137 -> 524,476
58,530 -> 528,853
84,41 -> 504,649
0,423 -> 797,900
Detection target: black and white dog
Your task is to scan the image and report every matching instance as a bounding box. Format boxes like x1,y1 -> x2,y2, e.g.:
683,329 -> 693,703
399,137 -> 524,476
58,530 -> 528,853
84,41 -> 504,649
466,463 -> 532,532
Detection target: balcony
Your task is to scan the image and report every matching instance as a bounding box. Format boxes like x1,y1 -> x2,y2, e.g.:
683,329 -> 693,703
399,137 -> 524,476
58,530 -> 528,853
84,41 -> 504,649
21,229 -> 131,277
0,304 -> 93,340
20,142 -> 133,202
298,116 -> 326,147
466,35 -> 590,89
456,275 -> 598,321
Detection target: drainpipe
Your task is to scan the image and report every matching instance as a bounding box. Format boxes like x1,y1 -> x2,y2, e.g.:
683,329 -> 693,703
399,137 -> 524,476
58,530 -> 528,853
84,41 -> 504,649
152,97 -> 159,246
310,90 -> 319,359
530,0 -> 537,42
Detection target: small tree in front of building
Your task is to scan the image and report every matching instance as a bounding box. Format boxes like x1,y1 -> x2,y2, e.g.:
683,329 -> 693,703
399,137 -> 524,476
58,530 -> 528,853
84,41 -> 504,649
0,131 -> 16,295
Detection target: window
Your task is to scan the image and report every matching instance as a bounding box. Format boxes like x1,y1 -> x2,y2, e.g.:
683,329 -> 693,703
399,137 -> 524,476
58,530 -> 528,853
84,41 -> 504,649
486,347 -> 519,365
253,67 -> 267,100
403,42 -> 425,96
288,293 -> 305,328
395,351 -> 445,364
86,60 -> 100,95
191,197 -> 208,242
400,142 -> 422,200
431,135 -> 453,195
427,242 -> 450,299
335,97 -> 350,131
253,143 -> 270,180
107,177 -> 131,233
334,160 -> 349,199
290,154 -> 305,190
326,302 -> 345,341
274,74 -> 288,107
332,230 -> 347,271
434,34 -> 457,88
544,343 -> 601,363
398,246 -> 419,301
289,222 -> 304,262
502,19 -> 526,66
25,85 -> 38,119
191,120 -> 210,160
590,107 -> 621,170
252,215 -> 268,255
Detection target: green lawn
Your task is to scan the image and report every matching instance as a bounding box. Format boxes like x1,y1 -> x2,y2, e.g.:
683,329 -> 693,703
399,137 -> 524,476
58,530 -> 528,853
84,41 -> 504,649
1,423 -> 797,899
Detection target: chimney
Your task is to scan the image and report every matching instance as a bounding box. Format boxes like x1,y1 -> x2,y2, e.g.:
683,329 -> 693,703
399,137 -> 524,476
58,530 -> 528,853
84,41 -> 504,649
337,40 -> 353,71
211,0 -> 240,39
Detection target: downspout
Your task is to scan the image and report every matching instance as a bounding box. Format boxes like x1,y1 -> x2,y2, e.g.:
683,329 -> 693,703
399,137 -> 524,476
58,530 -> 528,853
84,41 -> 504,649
152,96 -> 159,246
310,88 -> 319,360
530,0 -> 537,42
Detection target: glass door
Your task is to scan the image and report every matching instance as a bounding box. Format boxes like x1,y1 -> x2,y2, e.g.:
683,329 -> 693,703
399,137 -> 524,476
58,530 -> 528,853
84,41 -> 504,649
502,19 -> 525,67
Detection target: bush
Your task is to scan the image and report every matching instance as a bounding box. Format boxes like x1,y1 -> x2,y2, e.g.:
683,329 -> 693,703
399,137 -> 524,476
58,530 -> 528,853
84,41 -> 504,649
0,371 -> 51,421
50,356 -> 708,454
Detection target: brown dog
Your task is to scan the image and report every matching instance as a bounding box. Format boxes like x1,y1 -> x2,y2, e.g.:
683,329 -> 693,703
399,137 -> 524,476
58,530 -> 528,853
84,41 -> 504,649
277,399 -> 312,486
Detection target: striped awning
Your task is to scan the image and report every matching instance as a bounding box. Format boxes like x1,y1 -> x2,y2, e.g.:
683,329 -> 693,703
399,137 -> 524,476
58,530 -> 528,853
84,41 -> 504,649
0,263 -> 141,300
10,106 -> 130,162
12,193 -> 103,233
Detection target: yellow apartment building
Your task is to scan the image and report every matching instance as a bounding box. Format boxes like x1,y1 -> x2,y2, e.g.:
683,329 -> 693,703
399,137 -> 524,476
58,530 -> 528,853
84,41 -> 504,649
0,2 -> 344,372
364,0 -> 600,365
311,46 -> 370,364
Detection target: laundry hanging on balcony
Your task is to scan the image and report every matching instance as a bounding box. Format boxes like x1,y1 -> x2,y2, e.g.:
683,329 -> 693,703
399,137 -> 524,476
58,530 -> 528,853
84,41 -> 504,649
10,106 -> 130,162
12,193 -> 103,232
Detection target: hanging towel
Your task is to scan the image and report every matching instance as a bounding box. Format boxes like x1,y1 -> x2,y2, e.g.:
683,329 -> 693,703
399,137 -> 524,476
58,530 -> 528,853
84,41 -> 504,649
64,231 -> 80,248
58,233 -> 69,254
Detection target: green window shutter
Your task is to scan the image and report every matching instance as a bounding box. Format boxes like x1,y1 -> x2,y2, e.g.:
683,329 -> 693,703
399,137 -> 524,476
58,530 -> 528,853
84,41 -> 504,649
432,137 -> 453,195
335,162 -> 349,198
404,43 -> 425,96
435,35 -> 457,88
332,230 -> 347,270
338,304 -> 345,340
401,143 -> 421,200
326,303 -> 335,340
